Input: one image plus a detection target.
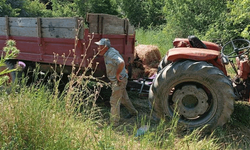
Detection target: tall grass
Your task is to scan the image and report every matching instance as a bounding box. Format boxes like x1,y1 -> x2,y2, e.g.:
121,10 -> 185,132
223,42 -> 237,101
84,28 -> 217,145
0,71 -> 227,150
1,28 -> 250,149
0,79 -> 222,149
135,27 -> 174,56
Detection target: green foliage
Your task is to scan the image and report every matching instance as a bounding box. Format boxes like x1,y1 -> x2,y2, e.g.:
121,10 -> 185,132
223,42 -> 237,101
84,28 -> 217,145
2,40 -> 19,60
0,0 -> 20,17
22,0 -> 50,17
135,27 -> 173,55
163,0 -> 227,38
121,0 -> 166,28
1,0 -> 250,45
228,0 -> 250,39
74,0 -> 91,17
0,40 -> 20,85
0,79 -> 221,149
147,0 -> 166,27
0,85 -> 77,149
1,0 -> 119,18
0,0 -> 50,17
0,78 -> 240,149
47,0 -> 119,17
201,0 -> 250,43
121,0 -> 148,28
48,0 -> 78,17
90,0 -> 118,15
231,101 -> 250,126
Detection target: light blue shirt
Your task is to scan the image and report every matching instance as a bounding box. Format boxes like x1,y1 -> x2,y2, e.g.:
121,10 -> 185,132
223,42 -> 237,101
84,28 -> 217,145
104,47 -> 128,82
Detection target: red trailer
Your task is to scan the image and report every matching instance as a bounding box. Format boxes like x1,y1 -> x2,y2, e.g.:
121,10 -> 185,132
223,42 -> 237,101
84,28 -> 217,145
0,13 -> 136,80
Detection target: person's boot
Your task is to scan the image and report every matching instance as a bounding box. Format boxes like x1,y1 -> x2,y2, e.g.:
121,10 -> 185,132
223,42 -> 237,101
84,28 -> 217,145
125,111 -> 138,119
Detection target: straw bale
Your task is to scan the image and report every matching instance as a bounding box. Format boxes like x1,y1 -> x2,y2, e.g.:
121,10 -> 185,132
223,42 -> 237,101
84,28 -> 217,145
144,65 -> 157,78
132,57 -> 144,69
131,67 -> 144,79
134,45 -> 161,67
131,44 -> 161,79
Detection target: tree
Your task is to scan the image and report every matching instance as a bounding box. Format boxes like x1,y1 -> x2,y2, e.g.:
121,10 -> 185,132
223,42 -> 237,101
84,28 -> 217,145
121,0 -> 165,28
0,0 -> 50,17
147,0 -> 166,27
22,0 -> 50,17
74,0 -> 91,18
121,0 -> 147,28
47,0 -> 119,17
163,0 -> 227,38
48,0 -> 78,17
0,0 -> 20,17
204,0 -> 250,43
90,0 -> 118,15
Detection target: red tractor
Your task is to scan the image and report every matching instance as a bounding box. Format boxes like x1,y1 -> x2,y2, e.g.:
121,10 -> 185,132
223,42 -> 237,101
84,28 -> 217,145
149,36 -> 250,130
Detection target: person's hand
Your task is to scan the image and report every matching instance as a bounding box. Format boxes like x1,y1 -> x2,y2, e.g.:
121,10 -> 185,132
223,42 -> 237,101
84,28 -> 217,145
116,62 -> 124,82
116,74 -> 122,82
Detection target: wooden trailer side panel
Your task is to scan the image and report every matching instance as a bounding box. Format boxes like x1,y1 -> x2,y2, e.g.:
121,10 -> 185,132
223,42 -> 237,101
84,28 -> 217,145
0,17 -> 83,39
87,13 -> 135,35
0,16 -> 85,66
0,14 -> 136,78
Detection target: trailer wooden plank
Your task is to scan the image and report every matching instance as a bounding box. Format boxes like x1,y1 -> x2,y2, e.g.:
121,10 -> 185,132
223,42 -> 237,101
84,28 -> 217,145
42,18 -> 84,39
7,17 -> 80,28
42,28 -> 76,39
8,26 -> 79,39
10,26 -> 37,37
87,13 -> 134,35
9,17 -> 37,27
0,17 -> 84,39
0,18 -> 5,26
41,18 -> 79,28
0,26 -> 5,36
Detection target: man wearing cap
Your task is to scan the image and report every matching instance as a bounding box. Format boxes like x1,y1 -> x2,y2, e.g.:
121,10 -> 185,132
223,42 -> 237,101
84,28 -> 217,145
95,38 -> 138,126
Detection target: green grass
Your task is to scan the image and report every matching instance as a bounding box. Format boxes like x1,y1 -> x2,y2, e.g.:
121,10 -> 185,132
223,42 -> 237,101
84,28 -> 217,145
1,75 -> 250,149
135,27 -> 174,56
1,29 -> 250,149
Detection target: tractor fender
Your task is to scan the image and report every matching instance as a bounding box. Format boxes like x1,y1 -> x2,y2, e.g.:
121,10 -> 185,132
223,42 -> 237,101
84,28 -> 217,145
166,48 -> 220,62
173,38 -> 221,51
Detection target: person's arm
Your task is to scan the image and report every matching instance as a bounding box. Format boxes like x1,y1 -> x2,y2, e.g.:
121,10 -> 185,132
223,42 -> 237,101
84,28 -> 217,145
116,61 -> 125,82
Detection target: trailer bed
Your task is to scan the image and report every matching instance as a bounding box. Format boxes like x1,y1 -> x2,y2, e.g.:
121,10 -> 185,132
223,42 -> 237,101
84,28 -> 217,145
0,13 -> 135,77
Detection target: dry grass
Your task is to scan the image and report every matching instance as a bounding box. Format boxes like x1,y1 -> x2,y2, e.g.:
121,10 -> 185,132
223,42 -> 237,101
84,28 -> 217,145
132,44 -> 161,78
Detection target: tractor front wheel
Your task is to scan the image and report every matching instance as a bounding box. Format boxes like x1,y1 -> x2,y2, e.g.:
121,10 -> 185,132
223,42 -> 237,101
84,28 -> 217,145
149,60 -> 235,130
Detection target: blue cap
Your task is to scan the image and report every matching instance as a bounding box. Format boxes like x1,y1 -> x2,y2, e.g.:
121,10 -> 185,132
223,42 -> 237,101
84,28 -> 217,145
95,38 -> 111,48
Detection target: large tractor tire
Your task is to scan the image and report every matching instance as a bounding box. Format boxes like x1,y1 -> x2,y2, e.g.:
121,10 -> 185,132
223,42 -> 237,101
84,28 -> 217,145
157,55 -> 170,73
149,60 -> 235,130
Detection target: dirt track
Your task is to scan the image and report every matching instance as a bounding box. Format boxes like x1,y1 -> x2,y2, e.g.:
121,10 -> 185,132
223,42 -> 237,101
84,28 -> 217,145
97,89 -> 156,129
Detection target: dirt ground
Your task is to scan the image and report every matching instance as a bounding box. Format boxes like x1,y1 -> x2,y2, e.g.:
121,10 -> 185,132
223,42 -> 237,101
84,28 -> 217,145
97,88 -> 157,130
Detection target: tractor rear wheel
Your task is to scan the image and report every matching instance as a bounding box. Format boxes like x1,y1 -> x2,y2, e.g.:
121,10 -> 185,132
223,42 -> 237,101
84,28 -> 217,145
149,60 -> 235,130
157,56 -> 166,72
157,56 -> 171,73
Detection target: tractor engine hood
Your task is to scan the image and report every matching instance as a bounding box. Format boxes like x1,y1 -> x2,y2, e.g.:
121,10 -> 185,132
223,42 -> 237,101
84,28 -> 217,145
173,38 -> 221,51
166,48 -> 221,62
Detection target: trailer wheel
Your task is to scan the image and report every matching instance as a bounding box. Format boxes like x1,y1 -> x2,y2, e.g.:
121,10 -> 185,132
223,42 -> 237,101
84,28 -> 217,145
149,60 -> 235,130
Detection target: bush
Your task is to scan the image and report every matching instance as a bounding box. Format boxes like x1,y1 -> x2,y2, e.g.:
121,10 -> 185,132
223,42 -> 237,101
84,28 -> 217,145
0,40 -> 20,85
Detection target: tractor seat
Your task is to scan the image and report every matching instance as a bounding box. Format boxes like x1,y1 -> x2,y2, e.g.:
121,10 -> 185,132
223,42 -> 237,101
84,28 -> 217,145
188,35 -> 207,49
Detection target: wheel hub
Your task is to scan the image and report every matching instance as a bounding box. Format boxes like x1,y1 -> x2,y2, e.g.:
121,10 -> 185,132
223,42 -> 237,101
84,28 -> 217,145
172,85 -> 209,118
